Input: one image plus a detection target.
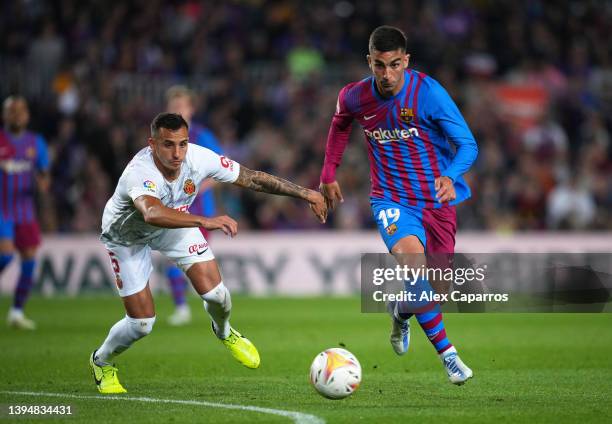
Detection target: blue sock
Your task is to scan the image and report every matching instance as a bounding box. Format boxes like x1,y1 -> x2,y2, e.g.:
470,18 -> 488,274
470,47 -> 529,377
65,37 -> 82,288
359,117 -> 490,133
399,277 -> 453,354
167,266 -> 187,306
414,303 -> 453,354
13,259 -> 36,309
0,253 -> 14,273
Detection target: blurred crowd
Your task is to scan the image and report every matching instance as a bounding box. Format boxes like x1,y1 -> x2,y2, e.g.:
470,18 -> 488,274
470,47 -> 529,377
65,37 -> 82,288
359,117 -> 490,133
0,0 -> 610,232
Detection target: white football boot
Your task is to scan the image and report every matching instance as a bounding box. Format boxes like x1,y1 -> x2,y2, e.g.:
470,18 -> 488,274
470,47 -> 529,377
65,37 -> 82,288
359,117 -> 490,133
441,347 -> 473,385
388,303 -> 410,355
167,304 -> 192,326
7,307 -> 36,330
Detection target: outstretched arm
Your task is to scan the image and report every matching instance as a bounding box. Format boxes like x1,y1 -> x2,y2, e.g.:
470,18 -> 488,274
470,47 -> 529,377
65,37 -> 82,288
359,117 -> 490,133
134,195 -> 238,236
233,166 -> 327,223
233,166 -> 311,199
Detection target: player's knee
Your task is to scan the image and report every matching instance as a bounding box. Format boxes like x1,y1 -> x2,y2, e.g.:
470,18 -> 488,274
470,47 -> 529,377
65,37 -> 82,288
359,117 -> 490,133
127,316 -> 156,339
391,236 -> 424,255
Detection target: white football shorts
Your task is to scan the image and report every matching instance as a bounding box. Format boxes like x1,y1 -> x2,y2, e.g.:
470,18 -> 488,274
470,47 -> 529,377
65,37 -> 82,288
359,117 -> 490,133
103,227 -> 215,297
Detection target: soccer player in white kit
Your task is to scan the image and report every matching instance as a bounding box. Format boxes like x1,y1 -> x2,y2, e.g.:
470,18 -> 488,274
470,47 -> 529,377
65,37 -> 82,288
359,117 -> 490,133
90,113 -> 327,394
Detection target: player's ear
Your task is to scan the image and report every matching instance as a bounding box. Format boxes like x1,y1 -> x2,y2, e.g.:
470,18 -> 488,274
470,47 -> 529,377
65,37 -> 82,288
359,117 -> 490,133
404,54 -> 410,68
147,137 -> 155,149
366,54 -> 372,70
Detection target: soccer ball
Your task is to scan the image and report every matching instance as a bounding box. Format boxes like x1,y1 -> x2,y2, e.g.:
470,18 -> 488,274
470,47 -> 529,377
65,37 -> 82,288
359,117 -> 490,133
309,348 -> 361,399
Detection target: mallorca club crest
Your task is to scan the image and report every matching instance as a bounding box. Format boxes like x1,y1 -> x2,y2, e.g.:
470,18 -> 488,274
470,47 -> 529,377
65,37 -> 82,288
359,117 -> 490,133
183,178 -> 196,195
399,107 -> 414,123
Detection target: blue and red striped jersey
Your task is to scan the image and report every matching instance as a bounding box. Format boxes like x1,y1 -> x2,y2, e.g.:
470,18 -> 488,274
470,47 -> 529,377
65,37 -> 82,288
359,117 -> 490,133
321,69 -> 478,208
0,129 -> 49,222
188,122 -> 222,218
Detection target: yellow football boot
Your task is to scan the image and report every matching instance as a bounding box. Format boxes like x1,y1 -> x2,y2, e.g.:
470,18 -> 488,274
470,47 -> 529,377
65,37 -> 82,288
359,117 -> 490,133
217,326 -> 260,369
89,351 -> 127,394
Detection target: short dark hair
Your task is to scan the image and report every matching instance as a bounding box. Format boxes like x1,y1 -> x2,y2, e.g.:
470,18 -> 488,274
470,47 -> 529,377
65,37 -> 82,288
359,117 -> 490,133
368,26 -> 407,53
150,112 -> 188,138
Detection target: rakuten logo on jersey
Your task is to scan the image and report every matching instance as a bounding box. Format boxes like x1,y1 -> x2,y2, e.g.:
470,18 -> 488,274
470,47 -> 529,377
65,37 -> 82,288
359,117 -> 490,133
174,205 -> 189,212
220,156 -> 234,171
188,242 -> 209,255
365,127 -> 419,144
0,159 -> 33,173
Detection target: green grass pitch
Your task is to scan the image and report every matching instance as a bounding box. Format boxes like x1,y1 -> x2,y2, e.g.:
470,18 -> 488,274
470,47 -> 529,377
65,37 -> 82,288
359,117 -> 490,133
1,295 -> 611,423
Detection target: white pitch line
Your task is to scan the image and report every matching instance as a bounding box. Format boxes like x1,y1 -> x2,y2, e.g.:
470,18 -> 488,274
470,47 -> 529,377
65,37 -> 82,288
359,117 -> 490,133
1,391 -> 325,424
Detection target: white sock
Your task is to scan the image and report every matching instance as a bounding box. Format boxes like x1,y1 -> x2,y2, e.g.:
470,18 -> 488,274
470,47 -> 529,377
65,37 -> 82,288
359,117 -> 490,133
8,307 -> 24,318
95,315 -> 156,365
201,282 -> 231,339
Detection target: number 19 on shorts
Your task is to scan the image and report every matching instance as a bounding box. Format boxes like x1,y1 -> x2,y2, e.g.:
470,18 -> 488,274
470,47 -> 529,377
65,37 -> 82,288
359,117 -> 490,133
378,208 -> 400,228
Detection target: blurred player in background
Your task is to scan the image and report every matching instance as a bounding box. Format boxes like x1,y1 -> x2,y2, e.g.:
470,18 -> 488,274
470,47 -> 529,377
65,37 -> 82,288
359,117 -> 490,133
164,85 -> 223,326
319,26 -> 478,384
90,113 -> 326,394
0,96 -> 50,330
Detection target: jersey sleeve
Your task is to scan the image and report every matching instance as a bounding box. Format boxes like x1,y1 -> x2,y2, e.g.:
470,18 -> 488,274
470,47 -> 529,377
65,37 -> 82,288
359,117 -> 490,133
424,80 -> 478,182
190,144 -> 240,183
320,84 -> 355,184
35,135 -> 50,172
125,164 -> 165,201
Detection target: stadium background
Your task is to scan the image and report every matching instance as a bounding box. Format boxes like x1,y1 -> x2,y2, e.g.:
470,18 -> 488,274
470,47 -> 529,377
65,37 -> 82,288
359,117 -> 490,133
0,1 -> 611,423
1,0 -> 611,294
1,0 -> 610,234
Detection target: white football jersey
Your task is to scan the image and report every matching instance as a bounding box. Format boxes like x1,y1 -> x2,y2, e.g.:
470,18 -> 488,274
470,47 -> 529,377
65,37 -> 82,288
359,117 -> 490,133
101,144 -> 239,246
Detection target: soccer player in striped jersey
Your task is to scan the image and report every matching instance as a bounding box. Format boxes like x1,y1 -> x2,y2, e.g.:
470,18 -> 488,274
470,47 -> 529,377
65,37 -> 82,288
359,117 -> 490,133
0,96 -> 50,330
163,85 -> 224,326
320,26 -> 478,384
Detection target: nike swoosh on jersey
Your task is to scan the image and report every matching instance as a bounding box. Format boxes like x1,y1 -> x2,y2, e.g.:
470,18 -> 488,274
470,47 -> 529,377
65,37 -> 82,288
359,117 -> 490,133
364,114 -> 376,120
197,248 -> 209,255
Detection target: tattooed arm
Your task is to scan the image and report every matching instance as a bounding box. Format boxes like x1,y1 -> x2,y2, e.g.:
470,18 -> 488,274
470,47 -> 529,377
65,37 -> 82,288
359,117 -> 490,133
233,166 -> 327,223
234,166 -> 311,199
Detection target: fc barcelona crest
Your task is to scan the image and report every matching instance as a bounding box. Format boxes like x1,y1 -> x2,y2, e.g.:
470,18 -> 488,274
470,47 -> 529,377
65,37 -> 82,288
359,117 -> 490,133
399,108 -> 414,123
183,179 -> 196,195
386,223 -> 398,235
